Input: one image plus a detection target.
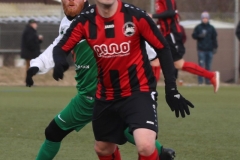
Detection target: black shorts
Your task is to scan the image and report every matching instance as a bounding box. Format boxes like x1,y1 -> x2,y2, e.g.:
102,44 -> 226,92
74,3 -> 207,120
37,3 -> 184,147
165,34 -> 185,61
92,91 -> 158,145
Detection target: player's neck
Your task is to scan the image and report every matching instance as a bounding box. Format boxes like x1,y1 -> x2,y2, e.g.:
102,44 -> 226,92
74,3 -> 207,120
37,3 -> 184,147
96,0 -> 118,18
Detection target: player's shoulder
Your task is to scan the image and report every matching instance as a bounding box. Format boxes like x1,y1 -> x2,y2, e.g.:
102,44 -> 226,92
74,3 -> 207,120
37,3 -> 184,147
121,2 -> 149,19
58,16 -> 71,35
60,16 -> 71,25
75,4 -> 97,21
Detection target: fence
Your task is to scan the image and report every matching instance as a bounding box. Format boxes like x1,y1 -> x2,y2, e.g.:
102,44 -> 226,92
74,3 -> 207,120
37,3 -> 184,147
0,23 -> 59,66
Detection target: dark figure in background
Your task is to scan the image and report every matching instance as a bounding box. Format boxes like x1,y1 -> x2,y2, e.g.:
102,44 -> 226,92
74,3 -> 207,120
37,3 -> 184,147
192,12 -> 218,85
235,21 -> 240,75
174,23 -> 187,79
149,0 -> 219,93
21,19 -> 43,77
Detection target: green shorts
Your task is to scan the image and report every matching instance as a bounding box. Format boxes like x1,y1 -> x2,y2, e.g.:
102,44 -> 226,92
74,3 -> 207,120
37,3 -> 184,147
54,93 -> 94,132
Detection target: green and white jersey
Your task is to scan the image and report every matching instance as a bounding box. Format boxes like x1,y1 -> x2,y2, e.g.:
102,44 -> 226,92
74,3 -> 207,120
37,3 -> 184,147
30,17 -> 72,74
72,40 -> 97,96
30,16 -> 97,96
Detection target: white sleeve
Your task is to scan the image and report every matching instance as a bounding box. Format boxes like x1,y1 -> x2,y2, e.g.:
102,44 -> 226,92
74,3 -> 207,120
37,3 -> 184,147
30,17 -> 71,74
30,44 -> 55,74
145,42 -> 157,61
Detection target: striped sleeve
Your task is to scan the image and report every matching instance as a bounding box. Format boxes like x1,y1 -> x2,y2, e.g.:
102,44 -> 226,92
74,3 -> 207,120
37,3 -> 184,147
137,12 -> 176,89
56,17 -> 85,53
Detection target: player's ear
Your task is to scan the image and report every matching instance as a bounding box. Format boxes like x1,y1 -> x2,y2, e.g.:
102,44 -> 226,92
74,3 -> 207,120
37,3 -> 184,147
84,0 -> 86,2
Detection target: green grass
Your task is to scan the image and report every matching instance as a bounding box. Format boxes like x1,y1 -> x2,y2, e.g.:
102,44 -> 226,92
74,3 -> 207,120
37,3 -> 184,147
0,85 -> 240,160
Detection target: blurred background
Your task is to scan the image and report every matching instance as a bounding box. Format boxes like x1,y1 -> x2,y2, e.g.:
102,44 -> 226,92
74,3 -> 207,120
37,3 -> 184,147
0,0 -> 239,84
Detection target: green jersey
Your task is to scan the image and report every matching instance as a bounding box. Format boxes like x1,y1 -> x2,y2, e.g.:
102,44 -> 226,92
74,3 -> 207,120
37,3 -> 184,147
72,40 -> 98,97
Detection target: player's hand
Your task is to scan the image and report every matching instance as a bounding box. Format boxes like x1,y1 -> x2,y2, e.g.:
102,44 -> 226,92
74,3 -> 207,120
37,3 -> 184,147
53,61 -> 69,81
52,47 -> 70,81
165,88 -> 194,118
26,67 -> 39,87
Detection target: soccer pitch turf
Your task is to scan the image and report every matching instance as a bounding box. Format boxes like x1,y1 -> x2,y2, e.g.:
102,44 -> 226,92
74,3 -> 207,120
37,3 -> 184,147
0,85 -> 239,160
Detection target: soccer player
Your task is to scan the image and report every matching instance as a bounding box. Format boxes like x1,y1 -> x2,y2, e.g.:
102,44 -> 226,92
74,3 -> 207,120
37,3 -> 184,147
52,0 -> 194,159
26,0 -> 175,159
149,0 -> 220,92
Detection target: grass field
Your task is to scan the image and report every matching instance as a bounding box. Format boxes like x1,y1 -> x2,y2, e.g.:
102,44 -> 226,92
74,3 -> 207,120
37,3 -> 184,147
0,85 -> 240,160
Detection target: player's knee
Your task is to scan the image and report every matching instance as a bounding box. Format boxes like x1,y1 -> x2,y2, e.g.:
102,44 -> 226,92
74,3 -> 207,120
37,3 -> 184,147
174,59 -> 184,69
94,141 -> 116,156
45,119 -> 73,142
134,129 -> 156,156
137,142 -> 155,156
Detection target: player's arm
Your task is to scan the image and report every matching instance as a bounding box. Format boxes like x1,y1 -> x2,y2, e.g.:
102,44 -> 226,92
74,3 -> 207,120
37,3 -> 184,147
26,18 -> 70,87
26,44 -> 56,87
212,26 -> 218,50
138,11 -> 194,118
52,17 -> 84,81
139,14 -> 176,90
152,0 -> 177,19
145,42 -> 161,81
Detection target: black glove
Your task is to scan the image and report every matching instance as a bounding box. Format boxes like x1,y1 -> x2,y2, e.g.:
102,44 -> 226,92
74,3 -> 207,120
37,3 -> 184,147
165,88 -> 194,118
52,46 -> 70,81
53,55 -> 69,81
53,59 -> 69,81
26,67 -> 39,87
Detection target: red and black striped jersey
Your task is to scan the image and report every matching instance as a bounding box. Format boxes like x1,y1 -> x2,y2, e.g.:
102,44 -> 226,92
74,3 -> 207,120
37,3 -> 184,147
155,0 -> 181,36
54,1 -> 176,101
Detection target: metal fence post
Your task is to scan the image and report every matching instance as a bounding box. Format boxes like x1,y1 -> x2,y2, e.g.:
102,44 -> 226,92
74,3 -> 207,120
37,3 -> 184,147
234,0 -> 239,83
150,0 -> 155,13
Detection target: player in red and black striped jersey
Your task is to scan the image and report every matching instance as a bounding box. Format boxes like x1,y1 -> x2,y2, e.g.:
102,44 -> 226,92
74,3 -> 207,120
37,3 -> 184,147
150,0 -> 220,93
53,0 -> 194,159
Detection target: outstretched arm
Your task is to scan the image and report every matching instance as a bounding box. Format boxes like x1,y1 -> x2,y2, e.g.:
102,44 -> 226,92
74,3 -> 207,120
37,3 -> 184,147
139,11 -> 194,118
53,16 -> 84,81
26,17 -> 72,86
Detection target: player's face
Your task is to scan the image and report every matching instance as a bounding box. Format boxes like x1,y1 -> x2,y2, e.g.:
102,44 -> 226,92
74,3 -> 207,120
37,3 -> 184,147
62,0 -> 86,17
95,0 -> 117,7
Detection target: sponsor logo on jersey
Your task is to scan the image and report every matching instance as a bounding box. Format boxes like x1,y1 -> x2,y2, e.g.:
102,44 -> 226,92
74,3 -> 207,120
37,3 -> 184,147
90,8 -> 94,13
60,27 -> 66,35
105,24 -> 114,29
60,25 -> 69,35
60,30 -> 64,35
93,42 -> 131,58
75,64 -> 90,70
122,22 -> 135,37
